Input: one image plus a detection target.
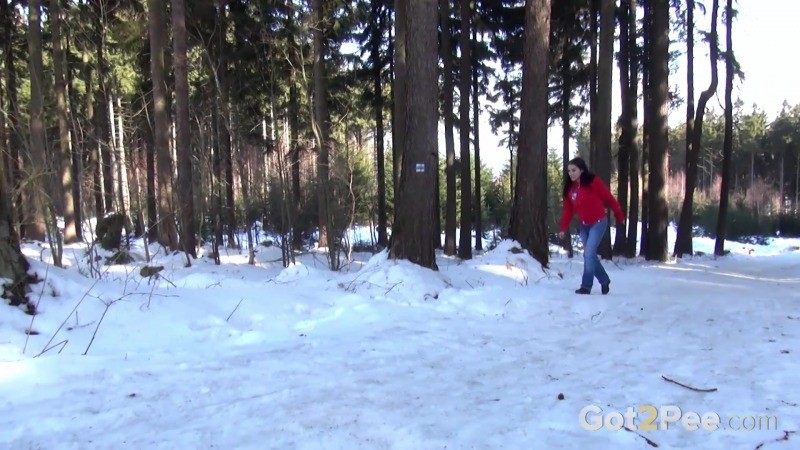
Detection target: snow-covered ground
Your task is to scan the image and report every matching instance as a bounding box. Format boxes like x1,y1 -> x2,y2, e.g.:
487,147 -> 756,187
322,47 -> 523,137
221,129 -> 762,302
1,229 -> 799,449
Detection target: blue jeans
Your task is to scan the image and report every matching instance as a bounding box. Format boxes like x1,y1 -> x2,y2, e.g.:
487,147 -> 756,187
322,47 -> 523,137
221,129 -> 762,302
579,217 -> 610,290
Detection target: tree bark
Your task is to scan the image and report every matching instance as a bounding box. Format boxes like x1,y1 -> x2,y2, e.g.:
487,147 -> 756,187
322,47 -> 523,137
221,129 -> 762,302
27,0 -> 48,242
457,0 -> 472,259
625,0 -> 639,258
645,0 -> 670,261
596,0 -> 614,259
312,0 -> 333,254
93,0 -> 114,214
675,0 -> 718,257
172,0 -> 196,258
440,0 -> 457,256
392,0 -> 407,196
508,0 -> 551,267
51,0 -> 78,244
472,27 -> 482,253
2,0 -> 22,240
388,0 -> 438,270
149,0 -> 179,250
714,0 -> 734,255
614,0 -> 632,256
374,0 -> 389,249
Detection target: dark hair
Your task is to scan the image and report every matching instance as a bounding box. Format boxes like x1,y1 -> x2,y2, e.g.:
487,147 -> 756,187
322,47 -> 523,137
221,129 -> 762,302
562,157 -> 596,198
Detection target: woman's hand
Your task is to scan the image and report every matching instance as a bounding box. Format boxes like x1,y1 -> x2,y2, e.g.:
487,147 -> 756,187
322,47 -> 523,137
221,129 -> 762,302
557,231 -> 565,240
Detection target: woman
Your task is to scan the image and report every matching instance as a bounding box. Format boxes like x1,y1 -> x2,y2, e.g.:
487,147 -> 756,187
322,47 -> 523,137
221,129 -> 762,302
557,157 -> 625,295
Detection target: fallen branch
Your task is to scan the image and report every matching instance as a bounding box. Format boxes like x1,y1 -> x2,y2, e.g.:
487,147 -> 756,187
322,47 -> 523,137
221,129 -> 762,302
23,265 -> 49,354
226,299 -> 244,322
35,274 -> 104,358
662,375 -> 718,392
38,339 -> 69,356
84,300 -> 117,355
623,426 -> 659,447
755,430 -> 796,449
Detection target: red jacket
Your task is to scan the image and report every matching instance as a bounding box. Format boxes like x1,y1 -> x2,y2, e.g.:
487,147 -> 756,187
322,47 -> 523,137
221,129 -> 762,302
560,176 -> 625,233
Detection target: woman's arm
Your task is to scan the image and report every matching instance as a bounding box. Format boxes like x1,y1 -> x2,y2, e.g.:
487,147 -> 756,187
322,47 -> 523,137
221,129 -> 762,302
592,177 -> 626,223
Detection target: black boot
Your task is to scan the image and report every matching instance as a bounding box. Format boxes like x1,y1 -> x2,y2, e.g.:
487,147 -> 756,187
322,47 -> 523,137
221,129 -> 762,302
575,287 -> 591,295
601,282 -> 610,295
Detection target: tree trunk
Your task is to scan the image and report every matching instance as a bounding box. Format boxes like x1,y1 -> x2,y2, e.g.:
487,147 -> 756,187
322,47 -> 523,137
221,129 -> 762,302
589,0 -> 598,173
509,0 -> 551,267
625,0 -> 639,258
714,0 -> 734,255
639,0 -> 650,257
596,0 -> 614,259
215,0 -> 236,246
561,59 -> 574,258
149,0 -> 179,250
440,0 -> 457,256
392,0 -> 407,197
646,0 -> 670,261
27,0 -> 48,242
0,157 -> 31,309
388,0 -> 438,270
457,0 -> 472,259
289,84 -> 303,250
472,28 -> 482,253
675,0 -> 718,257
114,97 -> 131,223
173,0 -> 196,258
614,0 -> 632,256
312,0 -> 335,265
373,0 -> 388,249
51,0 -> 78,244
2,0 -> 22,240
93,0 -> 114,214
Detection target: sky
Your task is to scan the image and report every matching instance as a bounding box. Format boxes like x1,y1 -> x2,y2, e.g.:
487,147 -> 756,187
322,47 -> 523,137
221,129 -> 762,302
2,226 -> 799,448
471,0 -> 800,175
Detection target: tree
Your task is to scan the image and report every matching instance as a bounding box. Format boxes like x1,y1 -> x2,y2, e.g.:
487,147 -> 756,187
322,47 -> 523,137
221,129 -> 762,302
508,0 -> 551,267
675,0 -> 719,257
173,0 -> 197,258
51,0 -> 78,245
0,152 -> 32,311
441,0 -> 457,256
645,0 -> 670,261
614,0 -> 633,256
714,0 -> 735,256
312,0 -> 335,263
594,0 -> 614,259
389,0 -> 439,270
371,0 -> 389,249
27,0 -> 48,242
625,0 -> 640,258
457,0 -> 472,259
149,0 -> 179,250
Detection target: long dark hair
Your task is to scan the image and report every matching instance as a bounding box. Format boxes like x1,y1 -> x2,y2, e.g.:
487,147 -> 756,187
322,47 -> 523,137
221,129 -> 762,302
562,157 -> 596,197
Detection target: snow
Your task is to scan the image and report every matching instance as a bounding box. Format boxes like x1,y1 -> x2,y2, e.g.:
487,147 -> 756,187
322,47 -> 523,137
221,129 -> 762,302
1,228 -> 799,449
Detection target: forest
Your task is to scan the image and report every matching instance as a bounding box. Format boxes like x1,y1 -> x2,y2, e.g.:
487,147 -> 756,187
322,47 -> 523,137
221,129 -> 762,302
1,0 -> 799,302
